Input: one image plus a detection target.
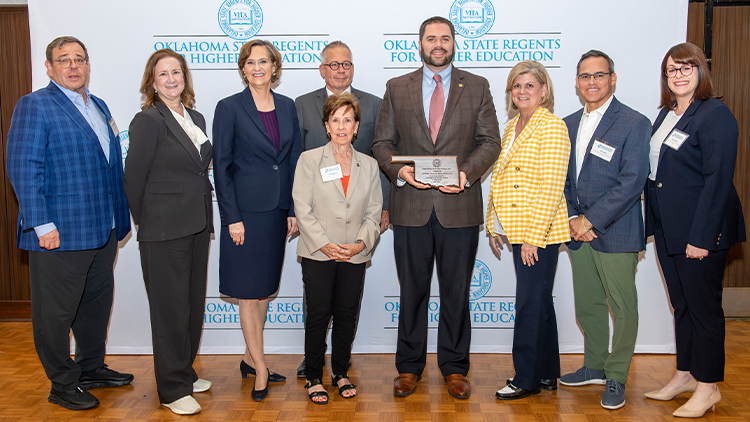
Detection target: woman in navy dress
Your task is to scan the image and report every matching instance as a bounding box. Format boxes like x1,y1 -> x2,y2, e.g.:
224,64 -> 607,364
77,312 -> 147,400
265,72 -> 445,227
213,39 -> 301,401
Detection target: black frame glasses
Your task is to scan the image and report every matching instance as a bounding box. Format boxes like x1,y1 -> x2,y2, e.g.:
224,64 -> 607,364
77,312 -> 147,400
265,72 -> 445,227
665,65 -> 694,78
322,61 -> 353,70
52,57 -> 89,69
577,72 -> 611,81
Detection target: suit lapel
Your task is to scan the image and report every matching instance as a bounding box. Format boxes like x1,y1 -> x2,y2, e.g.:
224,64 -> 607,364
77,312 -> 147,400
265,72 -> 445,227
321,143 -> 346,198
46,82 -> 109,167
440,66 -> 464,141
408,69 -> 432,144
347,151 -> 362,200
498,107 -> 548,172
240,87 -> 273,148
315,88 -> 326,123
656,100 -> 701,168
155,102 -> 203,168
578,97 -> 619,180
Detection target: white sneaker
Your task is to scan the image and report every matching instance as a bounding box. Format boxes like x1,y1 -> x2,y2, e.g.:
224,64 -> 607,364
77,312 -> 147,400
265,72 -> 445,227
162,395 -> 201,415
193,378 -> 212,393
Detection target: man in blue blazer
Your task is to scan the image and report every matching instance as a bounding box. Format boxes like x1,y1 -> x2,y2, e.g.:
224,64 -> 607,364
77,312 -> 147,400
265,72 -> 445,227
560,50 -> 651,410
6,37 -> 132,411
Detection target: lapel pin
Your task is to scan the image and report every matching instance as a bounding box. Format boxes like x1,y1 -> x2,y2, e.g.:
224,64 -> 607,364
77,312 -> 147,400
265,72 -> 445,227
459,84 -> 463,87
357,163 -> 360,167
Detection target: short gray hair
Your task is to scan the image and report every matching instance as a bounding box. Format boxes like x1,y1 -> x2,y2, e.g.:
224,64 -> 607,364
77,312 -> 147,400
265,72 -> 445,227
321,41 -> 352,64
576,50 -> 615,75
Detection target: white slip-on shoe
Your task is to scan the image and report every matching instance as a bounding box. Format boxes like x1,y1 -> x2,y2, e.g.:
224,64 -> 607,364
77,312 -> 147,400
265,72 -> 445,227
193,378 -> 212,393
162,395 -> 201,415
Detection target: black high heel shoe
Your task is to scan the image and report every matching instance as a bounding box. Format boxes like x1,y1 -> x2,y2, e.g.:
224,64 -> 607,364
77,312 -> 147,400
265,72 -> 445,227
251,369 -> 270,401
240,360 -> 287,382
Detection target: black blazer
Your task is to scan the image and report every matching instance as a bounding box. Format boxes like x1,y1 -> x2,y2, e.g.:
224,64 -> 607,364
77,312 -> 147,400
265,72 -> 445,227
124,101 -> 214,242
645,98 -> 745,254
212,87 -> 302,226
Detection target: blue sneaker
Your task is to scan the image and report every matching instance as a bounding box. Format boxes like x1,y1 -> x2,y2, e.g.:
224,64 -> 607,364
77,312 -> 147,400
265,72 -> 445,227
601,379 -> 626,409
559,366 -> 606,386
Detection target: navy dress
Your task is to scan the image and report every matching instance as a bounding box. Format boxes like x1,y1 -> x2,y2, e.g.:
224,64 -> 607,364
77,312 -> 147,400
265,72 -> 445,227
213,88 -> 302,300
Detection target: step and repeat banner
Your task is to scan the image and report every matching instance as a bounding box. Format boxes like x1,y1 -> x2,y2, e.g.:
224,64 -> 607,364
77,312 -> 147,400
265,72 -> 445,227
27,0 -> 688,354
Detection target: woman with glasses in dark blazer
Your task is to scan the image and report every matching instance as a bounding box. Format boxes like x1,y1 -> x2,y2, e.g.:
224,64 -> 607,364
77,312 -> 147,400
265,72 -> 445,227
644,42 -> 745,418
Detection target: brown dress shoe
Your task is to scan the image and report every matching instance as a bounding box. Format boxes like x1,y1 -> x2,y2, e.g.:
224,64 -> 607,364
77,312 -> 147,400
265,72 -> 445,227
445,374 -> 471,399
393,373 -> 421,396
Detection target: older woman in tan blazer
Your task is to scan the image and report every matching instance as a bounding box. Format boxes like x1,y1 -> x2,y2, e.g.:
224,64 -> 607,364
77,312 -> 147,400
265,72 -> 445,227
292,93 -> 382,405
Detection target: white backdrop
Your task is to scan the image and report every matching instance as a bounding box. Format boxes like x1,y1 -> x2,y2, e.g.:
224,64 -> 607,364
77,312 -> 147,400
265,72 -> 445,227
27,0 -> 688,354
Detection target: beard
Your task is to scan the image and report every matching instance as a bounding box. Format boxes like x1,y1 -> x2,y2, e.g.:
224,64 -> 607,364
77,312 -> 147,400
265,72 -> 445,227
420,47 -> 454,68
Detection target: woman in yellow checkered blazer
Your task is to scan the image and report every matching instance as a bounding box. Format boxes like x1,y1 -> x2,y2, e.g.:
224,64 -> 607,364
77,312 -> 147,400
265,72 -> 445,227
486,61 -> 571,400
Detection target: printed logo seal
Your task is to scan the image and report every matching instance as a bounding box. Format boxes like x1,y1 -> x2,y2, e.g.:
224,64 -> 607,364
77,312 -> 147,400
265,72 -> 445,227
470,259 -> 492,301
449,0 -> 495,39
218,0 -> 263,40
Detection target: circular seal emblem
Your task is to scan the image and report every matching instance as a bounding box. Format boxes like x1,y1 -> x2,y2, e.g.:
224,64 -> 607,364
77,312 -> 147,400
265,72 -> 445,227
470,259 -> 492,301
119,130 -> 129,169
433,158 -> 441,167
449,0 -> 495,39
218,0 -> 263,40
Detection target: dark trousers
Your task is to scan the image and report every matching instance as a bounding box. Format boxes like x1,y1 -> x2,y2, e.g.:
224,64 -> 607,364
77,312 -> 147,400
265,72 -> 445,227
511,243 -> 561,391
649,181 -> 726,382
301,258 -> 366,381
140,228 -> 210,403
29,230 -> 117,391
393,210 -> 478,377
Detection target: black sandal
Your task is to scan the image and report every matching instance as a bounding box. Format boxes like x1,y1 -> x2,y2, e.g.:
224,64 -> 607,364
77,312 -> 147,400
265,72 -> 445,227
332,374 -> 357,398
304,379 -> 329,405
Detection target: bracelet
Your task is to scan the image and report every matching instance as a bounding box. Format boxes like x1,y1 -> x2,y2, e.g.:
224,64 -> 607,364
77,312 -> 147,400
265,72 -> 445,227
581,215 -> 592,231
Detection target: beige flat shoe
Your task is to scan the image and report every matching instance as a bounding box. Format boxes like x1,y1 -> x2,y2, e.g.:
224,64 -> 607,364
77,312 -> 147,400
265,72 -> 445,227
193,378 -> 212,393
644,378 -> 697,401
162,395 -> 201,415
672,386 -> 721,418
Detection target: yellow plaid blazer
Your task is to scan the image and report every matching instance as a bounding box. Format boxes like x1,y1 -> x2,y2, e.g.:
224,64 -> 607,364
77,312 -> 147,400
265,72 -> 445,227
486,107 -> 571,247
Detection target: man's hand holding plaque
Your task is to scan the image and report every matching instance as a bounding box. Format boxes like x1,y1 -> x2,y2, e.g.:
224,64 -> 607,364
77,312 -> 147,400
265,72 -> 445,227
392,156 -> 465,192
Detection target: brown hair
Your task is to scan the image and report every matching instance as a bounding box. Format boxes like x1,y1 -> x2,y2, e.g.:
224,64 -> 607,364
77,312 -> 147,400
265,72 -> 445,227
237,39 -> 282,85
322,93 -> 361,141
505,60 -> 555,117
139,49 -> 196,110
659,42 -> 716,110
419,16 -> 455,41
46,36 -> 89,62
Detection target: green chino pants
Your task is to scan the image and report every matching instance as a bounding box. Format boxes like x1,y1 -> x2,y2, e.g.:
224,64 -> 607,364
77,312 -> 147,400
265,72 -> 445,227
569,243 -> 639,384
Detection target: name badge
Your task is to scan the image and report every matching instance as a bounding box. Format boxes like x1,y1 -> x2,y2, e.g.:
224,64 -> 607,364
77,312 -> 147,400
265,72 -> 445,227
590,139 -> 615,162
108,118 -> 119,136
664,129 -> 689,150
320,164 -> 343,182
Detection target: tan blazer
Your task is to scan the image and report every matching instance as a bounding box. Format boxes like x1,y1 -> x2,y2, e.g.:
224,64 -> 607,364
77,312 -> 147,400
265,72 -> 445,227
372,66 -> 502,229
293,142 -> 383,263
486,107 -> 571,247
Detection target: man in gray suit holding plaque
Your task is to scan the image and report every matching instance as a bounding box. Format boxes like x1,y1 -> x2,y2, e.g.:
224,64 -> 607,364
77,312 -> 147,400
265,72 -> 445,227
294,40 -> 389,378
371,16 -> 501,399
560,50 -> 651,410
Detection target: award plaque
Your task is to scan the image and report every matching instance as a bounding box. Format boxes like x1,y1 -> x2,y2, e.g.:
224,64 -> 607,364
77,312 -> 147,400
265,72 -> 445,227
391,156 -> 459,187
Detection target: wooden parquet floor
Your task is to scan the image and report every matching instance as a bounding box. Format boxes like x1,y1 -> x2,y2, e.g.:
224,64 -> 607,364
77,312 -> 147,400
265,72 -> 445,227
1,321 -> 750,421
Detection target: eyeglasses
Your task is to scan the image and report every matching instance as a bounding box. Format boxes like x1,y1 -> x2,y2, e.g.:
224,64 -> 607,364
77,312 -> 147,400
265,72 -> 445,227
665,65 -> 694,78
577,72 -> 611,81
52,57 -> 89,68
322,61 -> 353,70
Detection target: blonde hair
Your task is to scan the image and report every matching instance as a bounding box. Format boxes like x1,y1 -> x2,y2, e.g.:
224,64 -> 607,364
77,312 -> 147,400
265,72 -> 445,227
505,60 -> 554,117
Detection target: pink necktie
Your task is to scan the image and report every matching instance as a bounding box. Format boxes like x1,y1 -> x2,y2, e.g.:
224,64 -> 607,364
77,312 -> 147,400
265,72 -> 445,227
429,74 -> 444,144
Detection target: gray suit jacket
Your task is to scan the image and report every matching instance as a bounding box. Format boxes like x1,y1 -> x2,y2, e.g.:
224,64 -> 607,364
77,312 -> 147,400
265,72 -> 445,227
292,142 -> 383,263
371,66 -> 501,228
563,96 -> 651,253
295,87 -> 389,210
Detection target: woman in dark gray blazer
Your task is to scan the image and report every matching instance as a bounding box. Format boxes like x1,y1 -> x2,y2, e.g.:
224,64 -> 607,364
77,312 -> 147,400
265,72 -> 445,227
124,49 -> 213,416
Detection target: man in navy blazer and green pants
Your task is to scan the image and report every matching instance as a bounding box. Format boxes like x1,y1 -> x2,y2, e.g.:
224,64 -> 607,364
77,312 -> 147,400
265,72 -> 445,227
561,50 -> 651,410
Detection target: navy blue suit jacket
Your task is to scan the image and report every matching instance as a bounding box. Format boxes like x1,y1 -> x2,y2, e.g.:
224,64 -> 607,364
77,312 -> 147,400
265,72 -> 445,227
563,96 -> 651,253
212,87 -> 302,226
6,81 -> 130,252
645,98 -> 745,254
